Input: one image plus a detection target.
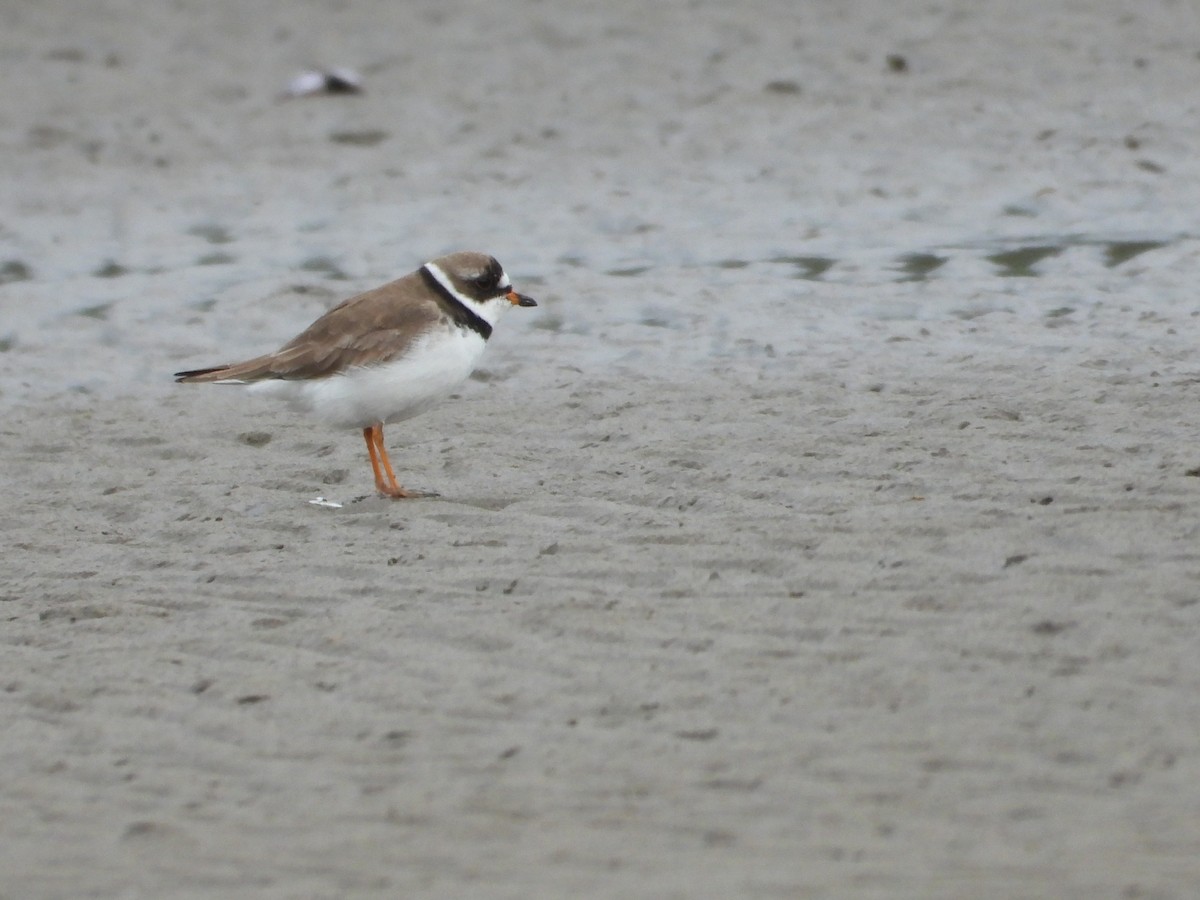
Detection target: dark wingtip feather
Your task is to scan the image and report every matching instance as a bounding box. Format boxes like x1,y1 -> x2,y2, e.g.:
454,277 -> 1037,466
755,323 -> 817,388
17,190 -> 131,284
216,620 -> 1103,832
174,365 -> 231,383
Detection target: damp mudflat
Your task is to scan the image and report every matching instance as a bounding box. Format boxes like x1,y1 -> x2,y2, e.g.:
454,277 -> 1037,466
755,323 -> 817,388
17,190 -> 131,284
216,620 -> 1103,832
2,2 -> 1199,898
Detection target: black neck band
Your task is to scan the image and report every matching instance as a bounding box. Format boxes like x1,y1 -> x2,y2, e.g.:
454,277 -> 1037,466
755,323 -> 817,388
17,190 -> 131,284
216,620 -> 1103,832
420,266 -> 492,340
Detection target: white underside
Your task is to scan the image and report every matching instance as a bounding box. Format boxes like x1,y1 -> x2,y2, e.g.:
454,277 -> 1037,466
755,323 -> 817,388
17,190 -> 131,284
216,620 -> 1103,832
244,328 -> 487,429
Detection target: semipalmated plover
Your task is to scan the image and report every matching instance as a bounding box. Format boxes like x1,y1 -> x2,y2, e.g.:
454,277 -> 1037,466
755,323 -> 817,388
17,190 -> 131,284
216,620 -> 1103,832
175,251 -> 537,499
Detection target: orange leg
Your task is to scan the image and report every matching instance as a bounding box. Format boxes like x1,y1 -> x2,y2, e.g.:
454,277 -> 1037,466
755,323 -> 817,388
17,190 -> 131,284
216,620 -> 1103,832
363,425 -> 388,494
362,423 -> 420,499
373,425 -> 405,496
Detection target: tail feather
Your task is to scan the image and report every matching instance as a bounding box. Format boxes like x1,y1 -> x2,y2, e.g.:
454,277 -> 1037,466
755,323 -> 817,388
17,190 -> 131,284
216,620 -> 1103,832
174,353 -> 282,383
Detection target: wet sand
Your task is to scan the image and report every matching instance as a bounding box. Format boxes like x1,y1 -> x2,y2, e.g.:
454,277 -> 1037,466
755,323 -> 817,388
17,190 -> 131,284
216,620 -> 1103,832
3,1 -> 1200,896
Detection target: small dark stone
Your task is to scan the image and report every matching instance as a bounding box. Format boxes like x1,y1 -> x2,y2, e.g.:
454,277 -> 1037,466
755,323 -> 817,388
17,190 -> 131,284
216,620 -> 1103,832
238,431 -> 272,447
329,129 -> 389,147
675,728 -> 719,741
0,260 -> 33,284
1031,620 -> 1072,635
93,260 -> 129,278
763,79 -> 801,95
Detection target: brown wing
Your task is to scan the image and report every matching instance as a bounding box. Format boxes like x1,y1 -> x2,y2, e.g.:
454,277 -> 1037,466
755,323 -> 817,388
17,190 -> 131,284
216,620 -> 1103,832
175,272 -> 443,383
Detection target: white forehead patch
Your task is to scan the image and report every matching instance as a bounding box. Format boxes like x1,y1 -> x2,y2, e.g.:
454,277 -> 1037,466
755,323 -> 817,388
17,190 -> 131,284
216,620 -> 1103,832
456,264 -> 511,292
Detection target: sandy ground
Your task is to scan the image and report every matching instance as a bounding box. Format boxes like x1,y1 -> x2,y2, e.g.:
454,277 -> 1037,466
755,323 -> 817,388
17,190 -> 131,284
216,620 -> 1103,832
3,1 -> 1200,897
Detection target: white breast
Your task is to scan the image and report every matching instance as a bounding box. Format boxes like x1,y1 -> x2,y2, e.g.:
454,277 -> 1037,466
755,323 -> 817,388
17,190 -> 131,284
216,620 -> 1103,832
247,328 -> 488,429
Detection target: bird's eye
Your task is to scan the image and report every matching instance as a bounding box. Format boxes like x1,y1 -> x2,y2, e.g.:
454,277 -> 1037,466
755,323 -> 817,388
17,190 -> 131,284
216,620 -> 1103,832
477,258 -> 505,290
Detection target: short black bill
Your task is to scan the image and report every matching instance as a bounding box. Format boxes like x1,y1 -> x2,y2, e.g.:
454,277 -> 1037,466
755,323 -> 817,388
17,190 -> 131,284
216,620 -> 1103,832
507,291 -> 537,307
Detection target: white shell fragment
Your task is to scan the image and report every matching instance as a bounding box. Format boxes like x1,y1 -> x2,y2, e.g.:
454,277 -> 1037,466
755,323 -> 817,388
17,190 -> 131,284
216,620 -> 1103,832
308,496 -> 344,508
284,68 -> 363,98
